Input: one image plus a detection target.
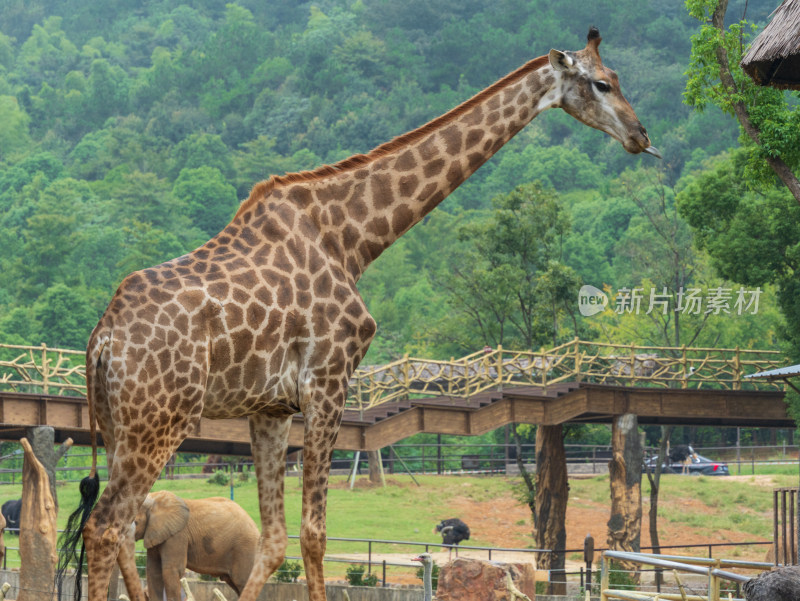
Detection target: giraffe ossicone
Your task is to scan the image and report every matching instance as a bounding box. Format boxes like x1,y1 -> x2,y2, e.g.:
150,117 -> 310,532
59,26 -> 658,601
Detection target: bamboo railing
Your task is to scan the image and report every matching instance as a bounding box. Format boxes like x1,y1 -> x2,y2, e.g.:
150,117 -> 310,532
0,339 -> 786,411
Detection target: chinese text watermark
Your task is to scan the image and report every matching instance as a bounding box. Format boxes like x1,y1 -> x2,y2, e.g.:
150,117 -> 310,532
578,286 -> 761,317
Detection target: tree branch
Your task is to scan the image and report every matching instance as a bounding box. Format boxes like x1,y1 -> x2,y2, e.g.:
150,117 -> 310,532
711,0 -> 800,205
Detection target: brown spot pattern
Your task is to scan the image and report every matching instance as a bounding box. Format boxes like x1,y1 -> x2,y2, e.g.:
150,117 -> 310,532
79,48 -> 596,601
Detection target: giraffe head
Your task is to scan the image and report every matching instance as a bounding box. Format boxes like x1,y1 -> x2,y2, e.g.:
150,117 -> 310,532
547,27 -> 661,158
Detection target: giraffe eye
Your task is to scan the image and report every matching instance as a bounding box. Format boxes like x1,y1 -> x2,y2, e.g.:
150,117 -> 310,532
594,81 -> 611,93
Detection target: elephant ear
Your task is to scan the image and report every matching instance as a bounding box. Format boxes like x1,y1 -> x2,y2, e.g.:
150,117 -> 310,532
143,490 -> 190,549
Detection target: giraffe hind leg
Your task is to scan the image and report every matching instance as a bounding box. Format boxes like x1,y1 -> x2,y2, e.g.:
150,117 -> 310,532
83,410 -> 202,601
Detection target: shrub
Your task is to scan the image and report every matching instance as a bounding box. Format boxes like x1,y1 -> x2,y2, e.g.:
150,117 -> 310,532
206,469 -> 229,486
607,561 -> 637,589
135,550 -> 147,577
346,564 -> 378,586
274,559 -> 302,583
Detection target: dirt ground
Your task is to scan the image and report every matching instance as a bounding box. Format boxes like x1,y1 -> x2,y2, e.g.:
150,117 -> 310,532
327,474 -> 776,586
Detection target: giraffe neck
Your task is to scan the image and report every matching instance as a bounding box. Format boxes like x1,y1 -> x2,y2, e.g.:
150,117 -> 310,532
237,56 -> 559,281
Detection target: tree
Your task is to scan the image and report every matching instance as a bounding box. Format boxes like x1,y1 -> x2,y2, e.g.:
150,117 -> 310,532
168,132 -> 234,180
14,16 -> 79,88
84,58 -> 130,128
685,0 -> 800,204
607,414 -> 643,579
644,425 -> 672,590
32,284 -> 98,349
0,95 -> 31,160
610,168 -> 707,348
677,149 -> 800,358
172,166 -> 239,238
534,425 -> 568,595
440,182 -> 579,350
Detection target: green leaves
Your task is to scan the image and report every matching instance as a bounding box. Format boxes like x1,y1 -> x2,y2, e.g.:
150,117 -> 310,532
685,1 -> 800,191
0,95 -> 30,160
441,183 -> 579,349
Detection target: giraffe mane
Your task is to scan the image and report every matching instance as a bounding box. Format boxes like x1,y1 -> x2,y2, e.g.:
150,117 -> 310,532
239,55 -> 550,213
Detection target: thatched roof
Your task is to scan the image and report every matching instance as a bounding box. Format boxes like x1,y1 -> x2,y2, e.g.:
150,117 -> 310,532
741,0 -> 800,89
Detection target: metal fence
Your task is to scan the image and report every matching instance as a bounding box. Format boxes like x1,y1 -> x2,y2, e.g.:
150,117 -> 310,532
0,442 -> 795,486
598,549 -> 772,601
0,535 -> 776,598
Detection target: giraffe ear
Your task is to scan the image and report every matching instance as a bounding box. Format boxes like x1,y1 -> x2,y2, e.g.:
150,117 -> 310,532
141,490 -> 190,549
548,49 -> 575,72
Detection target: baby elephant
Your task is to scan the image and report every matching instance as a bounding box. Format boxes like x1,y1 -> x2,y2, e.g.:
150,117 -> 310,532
134,490 -> 259,600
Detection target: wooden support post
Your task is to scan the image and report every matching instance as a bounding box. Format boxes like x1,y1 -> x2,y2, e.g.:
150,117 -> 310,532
367,449 -> 385,486
349,451 -> 361,489
600,555 -> 609,601
496,344 -> 504,391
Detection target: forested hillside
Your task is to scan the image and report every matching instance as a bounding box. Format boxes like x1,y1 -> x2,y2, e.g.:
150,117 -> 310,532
0,0 -> 790,367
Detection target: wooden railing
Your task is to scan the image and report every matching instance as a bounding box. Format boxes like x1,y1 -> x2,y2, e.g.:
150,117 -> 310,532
0,343 -> 86,396
0,339 -> 786,411
347,339 -> 786,411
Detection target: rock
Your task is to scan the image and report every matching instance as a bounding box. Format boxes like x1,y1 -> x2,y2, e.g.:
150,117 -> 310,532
744,565 -> 800,600
436,557 -> 536,601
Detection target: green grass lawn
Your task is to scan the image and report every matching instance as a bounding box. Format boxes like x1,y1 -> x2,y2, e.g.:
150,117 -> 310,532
0,463 -> 795,581
0,472 -> 517,580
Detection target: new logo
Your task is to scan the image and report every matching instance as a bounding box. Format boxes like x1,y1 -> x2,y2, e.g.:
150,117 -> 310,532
578,285 -> 608,317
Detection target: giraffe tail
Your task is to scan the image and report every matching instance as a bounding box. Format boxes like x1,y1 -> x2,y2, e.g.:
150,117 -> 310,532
55,338 -> 105,601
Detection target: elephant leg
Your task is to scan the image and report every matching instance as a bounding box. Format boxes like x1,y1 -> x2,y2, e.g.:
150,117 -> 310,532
237,413 -> 291,601
156,537 -> 188,601
146,550 -> 165,601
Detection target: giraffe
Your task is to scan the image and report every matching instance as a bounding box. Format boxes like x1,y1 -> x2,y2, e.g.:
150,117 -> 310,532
61,27 -> 659,601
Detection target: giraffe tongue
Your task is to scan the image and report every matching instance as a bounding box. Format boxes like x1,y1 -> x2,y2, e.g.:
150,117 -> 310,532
643,146 -> 662,159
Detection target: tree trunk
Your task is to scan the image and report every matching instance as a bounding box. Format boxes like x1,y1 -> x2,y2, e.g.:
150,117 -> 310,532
607,414 -> 643,577
513,426 -> 536,522
367,449 -> 385,486
18,436 -> 60,601
646,425 -> 673,590
534,424 -> 568,595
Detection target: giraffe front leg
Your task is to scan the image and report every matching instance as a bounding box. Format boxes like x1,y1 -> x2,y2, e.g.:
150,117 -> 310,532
238,413 -> 292,601
299,396 -> 345,601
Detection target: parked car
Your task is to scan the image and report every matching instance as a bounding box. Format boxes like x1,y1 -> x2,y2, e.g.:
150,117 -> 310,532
643,451 -> 730,476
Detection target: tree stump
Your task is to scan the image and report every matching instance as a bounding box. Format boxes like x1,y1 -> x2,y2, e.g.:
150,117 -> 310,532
607,414 -> 643,577
24,426 -> 72,511
18,437 -> 59,601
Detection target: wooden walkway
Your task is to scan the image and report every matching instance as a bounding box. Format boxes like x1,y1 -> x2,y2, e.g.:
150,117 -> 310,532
0,382 -> 789,454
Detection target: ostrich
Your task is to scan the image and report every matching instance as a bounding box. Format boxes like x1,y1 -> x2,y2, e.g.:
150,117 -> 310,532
412,553 -> 434,601
434,518 -> 470,559
743,565 -> 800,600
